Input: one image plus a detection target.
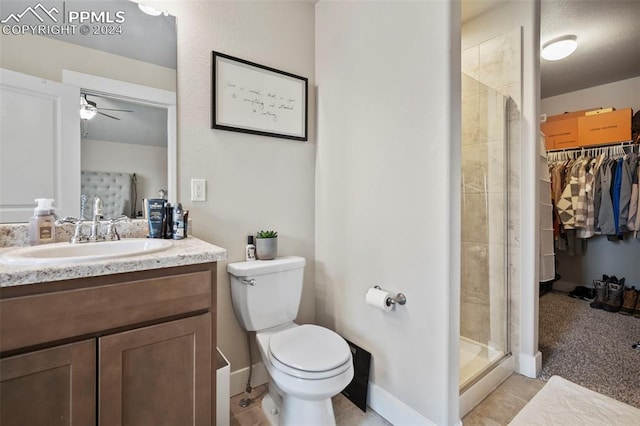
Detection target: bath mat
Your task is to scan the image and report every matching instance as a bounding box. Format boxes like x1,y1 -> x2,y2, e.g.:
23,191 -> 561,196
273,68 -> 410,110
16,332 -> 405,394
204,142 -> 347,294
509,375 -> 640,425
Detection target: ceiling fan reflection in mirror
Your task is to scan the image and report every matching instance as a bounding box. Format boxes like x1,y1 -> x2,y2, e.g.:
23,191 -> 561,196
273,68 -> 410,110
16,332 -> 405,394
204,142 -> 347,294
80,94 -> 133,121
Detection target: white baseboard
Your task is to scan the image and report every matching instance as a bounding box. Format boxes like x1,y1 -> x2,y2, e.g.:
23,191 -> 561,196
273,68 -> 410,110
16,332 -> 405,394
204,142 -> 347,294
368,382 -> 435,426
230,362 -> 269,397
517,351 -> 542,378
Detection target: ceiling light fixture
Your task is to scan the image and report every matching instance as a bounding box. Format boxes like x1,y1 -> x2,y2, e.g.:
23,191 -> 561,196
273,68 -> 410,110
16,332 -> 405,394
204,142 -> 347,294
541,35 -> 578,61
131,0 -> 165,17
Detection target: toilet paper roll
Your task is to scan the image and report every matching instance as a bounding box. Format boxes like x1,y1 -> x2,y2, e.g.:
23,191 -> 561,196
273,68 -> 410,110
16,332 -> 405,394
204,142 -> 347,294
366,287 -> 392,312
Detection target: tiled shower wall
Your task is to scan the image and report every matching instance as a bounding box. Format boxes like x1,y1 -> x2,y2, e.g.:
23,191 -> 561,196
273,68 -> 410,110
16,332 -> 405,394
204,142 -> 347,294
461,28 -> 521,355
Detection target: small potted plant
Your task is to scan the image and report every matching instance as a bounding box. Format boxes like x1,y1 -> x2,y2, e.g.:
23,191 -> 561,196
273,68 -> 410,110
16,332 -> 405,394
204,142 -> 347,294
255,230 -> 278,260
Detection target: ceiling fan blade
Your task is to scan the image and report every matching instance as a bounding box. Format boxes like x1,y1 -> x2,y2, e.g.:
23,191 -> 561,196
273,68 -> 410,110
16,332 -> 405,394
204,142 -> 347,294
98,108 -> 134,112
97,111 -> 121,120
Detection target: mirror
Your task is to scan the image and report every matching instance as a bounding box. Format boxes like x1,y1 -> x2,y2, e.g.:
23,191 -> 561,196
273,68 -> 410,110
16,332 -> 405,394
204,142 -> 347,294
0,0 -> 176,223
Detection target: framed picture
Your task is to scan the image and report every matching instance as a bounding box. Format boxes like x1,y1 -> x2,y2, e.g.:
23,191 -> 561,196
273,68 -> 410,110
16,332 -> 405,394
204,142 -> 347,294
211,51 -> 308,141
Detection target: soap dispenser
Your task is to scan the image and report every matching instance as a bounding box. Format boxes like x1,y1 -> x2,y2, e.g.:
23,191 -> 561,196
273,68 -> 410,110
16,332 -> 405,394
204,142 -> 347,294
28,198 -> 56,245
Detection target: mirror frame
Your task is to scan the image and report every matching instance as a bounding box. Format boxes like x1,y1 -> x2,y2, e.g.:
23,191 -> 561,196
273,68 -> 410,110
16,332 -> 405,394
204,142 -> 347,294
63,70 -> 177,207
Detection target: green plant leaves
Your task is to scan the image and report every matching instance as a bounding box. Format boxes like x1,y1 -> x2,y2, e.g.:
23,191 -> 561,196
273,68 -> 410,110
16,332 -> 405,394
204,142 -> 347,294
256,230 -> 278,238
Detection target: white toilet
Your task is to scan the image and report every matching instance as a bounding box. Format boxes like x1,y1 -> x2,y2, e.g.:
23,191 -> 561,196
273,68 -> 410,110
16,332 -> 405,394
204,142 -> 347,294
227,256 -> 354,426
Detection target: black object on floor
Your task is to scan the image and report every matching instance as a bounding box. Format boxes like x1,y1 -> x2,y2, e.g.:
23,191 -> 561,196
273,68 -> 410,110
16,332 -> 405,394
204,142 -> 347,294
341,339 -> 371,412
540,273 -> 561,297
569,286 -> 596,300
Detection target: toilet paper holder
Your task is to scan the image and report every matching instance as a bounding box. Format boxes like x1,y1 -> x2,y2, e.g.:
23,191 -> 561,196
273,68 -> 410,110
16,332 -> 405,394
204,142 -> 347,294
374,286 -> 407,306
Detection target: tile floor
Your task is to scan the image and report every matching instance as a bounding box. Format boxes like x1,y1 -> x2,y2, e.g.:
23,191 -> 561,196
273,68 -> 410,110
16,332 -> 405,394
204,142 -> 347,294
230,373 -> 545,425
462,374 -> 545,425
230,384 -> 391,425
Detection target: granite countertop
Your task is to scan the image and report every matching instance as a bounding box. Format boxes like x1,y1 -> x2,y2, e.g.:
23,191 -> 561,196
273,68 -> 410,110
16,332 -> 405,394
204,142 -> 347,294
0,237 -> 227,287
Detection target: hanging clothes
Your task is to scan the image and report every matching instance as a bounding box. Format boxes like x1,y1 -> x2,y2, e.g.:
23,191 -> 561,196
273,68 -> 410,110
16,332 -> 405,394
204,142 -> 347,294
547,144 -> 640,253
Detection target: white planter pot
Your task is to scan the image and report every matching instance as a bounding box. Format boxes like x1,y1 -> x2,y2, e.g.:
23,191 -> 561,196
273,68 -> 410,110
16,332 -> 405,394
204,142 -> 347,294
256,237 -> 277,260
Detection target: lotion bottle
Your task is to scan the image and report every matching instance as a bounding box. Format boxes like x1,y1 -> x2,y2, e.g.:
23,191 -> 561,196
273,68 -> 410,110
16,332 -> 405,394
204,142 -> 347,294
246,236 -> 256,261
28,198 -> 56,245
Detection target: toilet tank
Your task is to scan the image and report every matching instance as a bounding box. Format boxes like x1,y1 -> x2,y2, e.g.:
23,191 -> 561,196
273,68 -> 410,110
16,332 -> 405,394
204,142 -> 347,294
227,256 -> 305,331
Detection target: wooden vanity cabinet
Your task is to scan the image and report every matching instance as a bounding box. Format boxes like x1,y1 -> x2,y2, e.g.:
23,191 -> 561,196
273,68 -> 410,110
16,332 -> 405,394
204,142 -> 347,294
0,263 -> 217,426
1,339 -> 96,426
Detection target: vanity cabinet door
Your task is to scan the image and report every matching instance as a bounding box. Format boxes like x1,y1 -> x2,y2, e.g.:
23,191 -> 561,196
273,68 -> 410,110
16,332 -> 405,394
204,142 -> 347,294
99,313 -> 212,426
0,339 -> 96,426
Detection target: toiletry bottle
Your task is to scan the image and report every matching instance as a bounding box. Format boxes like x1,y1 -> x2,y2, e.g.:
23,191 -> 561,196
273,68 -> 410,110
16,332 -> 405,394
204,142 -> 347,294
172,203 -> 185,240
246,236 -> 256,261
147,199 -> 165,238
164,202 -> 173,239
28,198 -> 56,245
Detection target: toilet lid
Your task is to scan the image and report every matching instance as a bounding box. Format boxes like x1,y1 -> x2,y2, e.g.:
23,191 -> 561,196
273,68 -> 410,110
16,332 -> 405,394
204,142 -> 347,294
269,324 -> 351,373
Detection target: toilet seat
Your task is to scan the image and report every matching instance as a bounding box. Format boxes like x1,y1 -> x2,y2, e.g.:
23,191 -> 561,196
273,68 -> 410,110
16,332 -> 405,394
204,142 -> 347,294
268,324 -> 352,380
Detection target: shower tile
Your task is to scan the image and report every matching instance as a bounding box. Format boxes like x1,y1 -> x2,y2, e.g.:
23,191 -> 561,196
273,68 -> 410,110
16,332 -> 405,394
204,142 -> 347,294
479,90 -> 506,143
488,193 -> 506,244
507,190 -> 520,248
507,136 -> 521,193
462,94 -> 482,145
478,29 -> 520,90
461,242 -> 490,293
500,83 -> 522,112
509,246 -> 521,367
462,193 -> 489,244
487,140 -> 507,193
487,243 -> 506,285
462,46 -> 480,96
461,299 -> 490,343
462,143 -> 488,194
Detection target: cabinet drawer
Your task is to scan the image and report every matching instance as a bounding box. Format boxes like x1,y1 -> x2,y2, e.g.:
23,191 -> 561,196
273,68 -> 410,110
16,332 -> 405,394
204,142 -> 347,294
1,271 -> 211,352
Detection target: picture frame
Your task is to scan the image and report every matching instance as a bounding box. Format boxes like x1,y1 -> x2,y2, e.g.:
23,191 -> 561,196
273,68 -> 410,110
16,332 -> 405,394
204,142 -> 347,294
211,51 -> 308,141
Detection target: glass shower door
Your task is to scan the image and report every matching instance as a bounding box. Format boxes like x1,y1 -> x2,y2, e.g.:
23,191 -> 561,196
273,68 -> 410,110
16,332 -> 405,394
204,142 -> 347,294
459,77 -> 510,390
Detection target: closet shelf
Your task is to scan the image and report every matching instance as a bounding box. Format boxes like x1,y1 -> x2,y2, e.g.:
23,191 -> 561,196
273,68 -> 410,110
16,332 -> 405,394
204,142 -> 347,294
546,139 -> 634,153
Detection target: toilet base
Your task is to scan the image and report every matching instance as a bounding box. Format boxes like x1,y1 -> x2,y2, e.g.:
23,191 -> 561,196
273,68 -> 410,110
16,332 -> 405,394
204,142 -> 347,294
261,393 -> 280,426
281,393 -> 336,426
262,390 -> 336,426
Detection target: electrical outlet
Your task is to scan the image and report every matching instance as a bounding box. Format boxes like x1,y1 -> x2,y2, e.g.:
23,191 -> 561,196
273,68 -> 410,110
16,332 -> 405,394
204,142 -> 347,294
191,179 -> 206,202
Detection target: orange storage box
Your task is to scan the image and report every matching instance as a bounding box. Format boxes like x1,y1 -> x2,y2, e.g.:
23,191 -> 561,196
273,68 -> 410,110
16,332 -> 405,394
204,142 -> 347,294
578,108 -> 632,146
541,108 -> 601,150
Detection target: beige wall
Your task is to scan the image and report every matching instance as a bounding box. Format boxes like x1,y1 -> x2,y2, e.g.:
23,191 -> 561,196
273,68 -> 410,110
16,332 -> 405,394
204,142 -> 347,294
0,33 -> 175,91
316,2 -> 461,424
164,1 -> 316,384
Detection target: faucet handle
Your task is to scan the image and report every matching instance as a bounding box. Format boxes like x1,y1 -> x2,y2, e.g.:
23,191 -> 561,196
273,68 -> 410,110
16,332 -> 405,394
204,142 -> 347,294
104,215 -> 130,241
55,217 -> 87,244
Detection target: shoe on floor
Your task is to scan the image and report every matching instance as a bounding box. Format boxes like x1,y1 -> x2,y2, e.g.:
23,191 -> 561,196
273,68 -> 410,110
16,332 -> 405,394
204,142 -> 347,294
570,286 -> 596,300
634,292 -> 640,318
602,280 -> 625,313
590,280 -> 607,309
620,287 -> 639,315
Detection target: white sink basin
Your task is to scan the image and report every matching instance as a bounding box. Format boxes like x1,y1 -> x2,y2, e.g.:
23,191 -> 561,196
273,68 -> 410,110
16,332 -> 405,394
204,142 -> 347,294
0,239 -> 174,265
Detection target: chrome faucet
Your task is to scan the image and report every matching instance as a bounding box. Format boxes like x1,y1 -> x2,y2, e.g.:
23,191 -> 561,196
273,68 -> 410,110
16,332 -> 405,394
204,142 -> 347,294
89,196 -> 104,242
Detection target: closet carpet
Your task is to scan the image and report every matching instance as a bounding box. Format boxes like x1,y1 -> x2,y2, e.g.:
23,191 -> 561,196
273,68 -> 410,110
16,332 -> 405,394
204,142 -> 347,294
538,290 -> 640,408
